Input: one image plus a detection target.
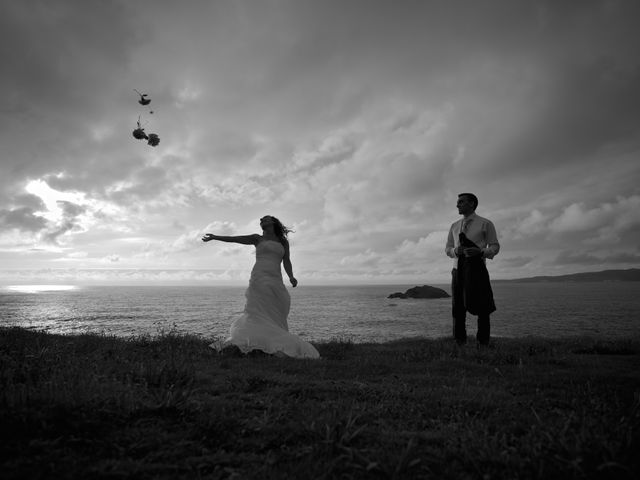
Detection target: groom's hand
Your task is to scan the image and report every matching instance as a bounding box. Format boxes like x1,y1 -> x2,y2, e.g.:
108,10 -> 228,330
202,234 -> 214,242
463,247 -> 482,257
290,277 -> 298,287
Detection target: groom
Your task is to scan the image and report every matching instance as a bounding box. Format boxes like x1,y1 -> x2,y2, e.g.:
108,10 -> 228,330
445,193 -> 500,345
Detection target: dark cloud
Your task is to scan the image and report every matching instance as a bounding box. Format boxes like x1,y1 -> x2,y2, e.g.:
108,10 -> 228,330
0,193 -> 47,232
491,59 -> 640,170
554,250 -> 640,266
460,1 -> 640,176
103,165 -> 174,207
497,256 -> 535,268
13,194 -> 46,210
0,207 -> 47,232
0,0 -> 139,111
290,133 -> 359,176
42,201 -> 87,244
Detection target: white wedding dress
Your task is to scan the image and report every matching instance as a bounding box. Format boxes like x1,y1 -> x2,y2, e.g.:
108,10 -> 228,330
214,240 -> 320,359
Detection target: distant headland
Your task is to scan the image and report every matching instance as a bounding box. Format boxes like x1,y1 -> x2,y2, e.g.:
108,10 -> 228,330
496,268 -> 640,283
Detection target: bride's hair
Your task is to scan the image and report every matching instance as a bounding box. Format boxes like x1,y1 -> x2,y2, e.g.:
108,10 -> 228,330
270,216 -> 293,242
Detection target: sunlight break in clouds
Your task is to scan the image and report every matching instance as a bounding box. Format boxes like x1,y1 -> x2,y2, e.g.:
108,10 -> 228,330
24,179 -> 121,247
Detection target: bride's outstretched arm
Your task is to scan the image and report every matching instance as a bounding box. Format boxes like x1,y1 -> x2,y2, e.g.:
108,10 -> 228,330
201,233 -> 260,245
282,242 -> 298,287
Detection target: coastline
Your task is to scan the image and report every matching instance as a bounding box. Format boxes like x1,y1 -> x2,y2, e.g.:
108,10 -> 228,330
1,326 -> 639,479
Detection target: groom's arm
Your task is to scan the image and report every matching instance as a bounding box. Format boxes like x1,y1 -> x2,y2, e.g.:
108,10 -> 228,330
481,221 -> 500,259
445,225 -> 458,258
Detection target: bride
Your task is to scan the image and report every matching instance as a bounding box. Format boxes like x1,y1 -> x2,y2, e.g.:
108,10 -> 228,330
202,216 -> 320,359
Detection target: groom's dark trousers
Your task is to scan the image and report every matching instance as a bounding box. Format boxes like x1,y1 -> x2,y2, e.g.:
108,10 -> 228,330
451,234 -> 496,345
451,267 -> 490,345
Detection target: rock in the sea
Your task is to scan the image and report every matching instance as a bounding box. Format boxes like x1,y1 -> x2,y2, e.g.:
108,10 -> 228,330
388,285 -> 450,299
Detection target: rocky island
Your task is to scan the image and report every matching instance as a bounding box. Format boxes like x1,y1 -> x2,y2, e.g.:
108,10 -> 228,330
388,285 -> 450,299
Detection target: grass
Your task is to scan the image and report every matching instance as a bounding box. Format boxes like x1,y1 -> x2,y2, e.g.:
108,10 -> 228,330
1,327 -> 639,479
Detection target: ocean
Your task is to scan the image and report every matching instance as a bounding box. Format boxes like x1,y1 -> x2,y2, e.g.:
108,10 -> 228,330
1,282 -> 639,343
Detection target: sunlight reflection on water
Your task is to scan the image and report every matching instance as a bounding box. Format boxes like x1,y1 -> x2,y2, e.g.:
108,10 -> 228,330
5,285 -> 78,293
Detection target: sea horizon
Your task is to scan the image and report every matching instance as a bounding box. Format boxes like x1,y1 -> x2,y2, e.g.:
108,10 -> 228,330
1,266 -> 637,289
2,282 -> 640,343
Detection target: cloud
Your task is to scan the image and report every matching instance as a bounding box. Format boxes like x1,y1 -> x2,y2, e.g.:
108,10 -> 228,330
1,0 -> 640,282
290,131 -> 359,175
336,231 -> 450,279
500,195 -> 640,249
507,210 -> 551,240
395,233 -> 448,261
495,256 -> 535,268
339,249 -> 380,268
42,201 -> 87,244
554,250 -> 640,266
202,221 -> 238,236
550,196 -> 640,233
105,165 -> 175,205
0,206 -> 47,232
547,195 -> 640,249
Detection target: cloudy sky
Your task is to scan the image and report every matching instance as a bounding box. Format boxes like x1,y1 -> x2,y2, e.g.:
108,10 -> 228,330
1,0 -> 639,285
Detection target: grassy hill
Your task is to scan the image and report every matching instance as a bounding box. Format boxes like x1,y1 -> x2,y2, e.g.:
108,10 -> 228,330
2,327 -> 639,479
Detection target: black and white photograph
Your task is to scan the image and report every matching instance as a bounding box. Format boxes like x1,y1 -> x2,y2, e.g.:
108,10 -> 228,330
1,1 -> 639,478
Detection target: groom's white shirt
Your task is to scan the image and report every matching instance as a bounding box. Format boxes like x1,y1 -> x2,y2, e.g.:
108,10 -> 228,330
445,212 -> 500,268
